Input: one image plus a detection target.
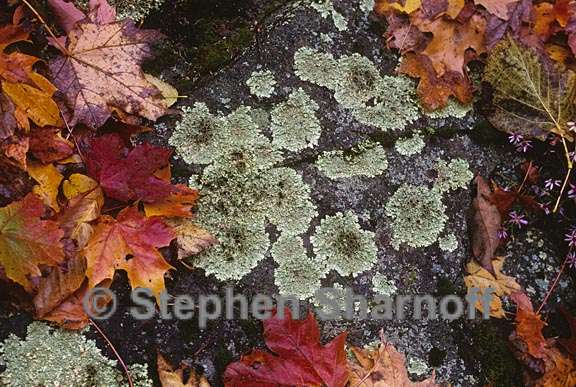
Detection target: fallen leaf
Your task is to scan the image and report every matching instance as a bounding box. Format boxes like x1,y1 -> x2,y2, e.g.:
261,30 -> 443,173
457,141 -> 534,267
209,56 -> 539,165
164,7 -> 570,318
535,346 -> 576,386
1,75 -> 61,128
85,206 -> 175,301
144,185 -> 198,218
399,53 -> 473,110
48,0 -> 168,128
445,0 -> 465,19
558,306 -> 576,357
0,193 -> 64,290
464,257 -> 522,318
471,176 -> 501,273
375,0 -> 422,15
534,2 -> 558,41
224,308 -> 349,387
158,353 -> 211,387
28,161 -> 64,212
484,36 -> 576,140
33,255 -> 86,318
43,279 -> 112,329
511,292 -> 547,359
85,133 -> 181,203
474,0 -> 518,20
59,174 -> 104,249
413,11 -> 487,77
167,219 -> 216,260
29,127 -> 74,163
0,93 -> 17,139
349,330 -> 437,386
145,74 -> 179,108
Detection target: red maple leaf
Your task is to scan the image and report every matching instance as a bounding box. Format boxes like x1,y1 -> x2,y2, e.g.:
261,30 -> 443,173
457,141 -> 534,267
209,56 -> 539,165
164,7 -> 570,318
85,133 -> 189,203
224,309 -> 349,387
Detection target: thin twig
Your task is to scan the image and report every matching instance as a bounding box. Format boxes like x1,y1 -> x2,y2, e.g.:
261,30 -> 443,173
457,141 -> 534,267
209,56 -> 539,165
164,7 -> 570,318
90,319 -> 134,387
516,161 -> 533,194
537,254 -> 568,314
20,0 -> 68,54
553,137 -> 573,213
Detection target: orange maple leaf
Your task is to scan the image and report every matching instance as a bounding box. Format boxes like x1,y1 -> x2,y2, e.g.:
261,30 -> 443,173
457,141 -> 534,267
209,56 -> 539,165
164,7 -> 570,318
85,206 -> 175,301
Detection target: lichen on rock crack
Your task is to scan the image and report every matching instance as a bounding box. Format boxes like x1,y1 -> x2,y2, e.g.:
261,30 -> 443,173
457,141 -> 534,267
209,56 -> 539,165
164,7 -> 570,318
316,140 -> 388,179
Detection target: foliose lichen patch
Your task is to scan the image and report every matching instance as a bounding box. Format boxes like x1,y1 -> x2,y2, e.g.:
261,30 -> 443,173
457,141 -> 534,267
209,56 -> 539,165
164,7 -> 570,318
246,69 -> 277,98
312,211 -> 378,276
0,323 -> 151,387
271,88 -> 321,151
294,47 -> 420,131
395,133 -> 426,156
310,0 -> 348,31
371,273 -> 398,296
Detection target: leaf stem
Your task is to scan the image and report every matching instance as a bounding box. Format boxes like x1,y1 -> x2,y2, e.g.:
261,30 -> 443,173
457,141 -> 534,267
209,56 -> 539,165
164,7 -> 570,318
553,137 -> 573,213
21,0 -> 68,54
537,254 -> 568,314
89,319 -> 134,387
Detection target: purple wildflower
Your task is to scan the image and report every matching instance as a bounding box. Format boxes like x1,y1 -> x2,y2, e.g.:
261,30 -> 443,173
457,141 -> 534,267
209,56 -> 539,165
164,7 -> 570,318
508,133 -> 523,144
508,211 -> 528,227
516,140 -> 533,153
565,230 -> 576,248
544,179 -> 562,190
568,252 -> 576,269
497,228 -> 508,240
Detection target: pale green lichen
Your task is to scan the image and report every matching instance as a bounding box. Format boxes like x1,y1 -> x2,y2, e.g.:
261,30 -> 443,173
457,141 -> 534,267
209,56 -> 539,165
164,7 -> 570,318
174,104 -> 318,280
395,134 -> 425,156
171,104 -> 271,165
372,273 -> 397,296
79,0 -> 164,21
272,235 -> 325,299
310,0 -> 348,31
316,141 -> 388,179
425,98 -> 472,119
407,356 -> 431,377
385,185 -> 448,249
294,47 -> 419,131
359,0 -> 375,13
271,88 -> 322,151
438,233 -> 458,252
434,158 -> 473,193
312,211 -> 378,276
0,322 -> 151,387
246,70 -> 277,98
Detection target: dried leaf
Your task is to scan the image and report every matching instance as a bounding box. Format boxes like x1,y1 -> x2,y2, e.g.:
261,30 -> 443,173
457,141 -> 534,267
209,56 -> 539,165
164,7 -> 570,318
29,127 -> 74,163
85,206 -> 175,301
474,0 -> 518,20
224,308 -> 349,387
349,331 -> 437,386
484,36 -> 576,140
1,76 -> 61,128
28,161 -> 64,212
445,0 -> 465,19
49,0 -> 168,128
59,174 -> 104,249
158,353 -> 211,387
471,176 -> 501,273
375,0 -> 422,15
511,292 -> 547,359
0,193 -> 64,290
464,257 -> 522,318
413,11 -> 487,77
144,74 -> 179,108
34,256 -> 86,318
167,219 -> 216,260
399,53 -> 473,110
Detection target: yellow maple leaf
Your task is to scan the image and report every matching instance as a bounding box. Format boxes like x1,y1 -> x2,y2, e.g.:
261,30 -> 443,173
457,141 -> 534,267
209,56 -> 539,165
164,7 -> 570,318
464,256 -> 522,318
28,161 -> 64,212
375,0 -> 421,15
